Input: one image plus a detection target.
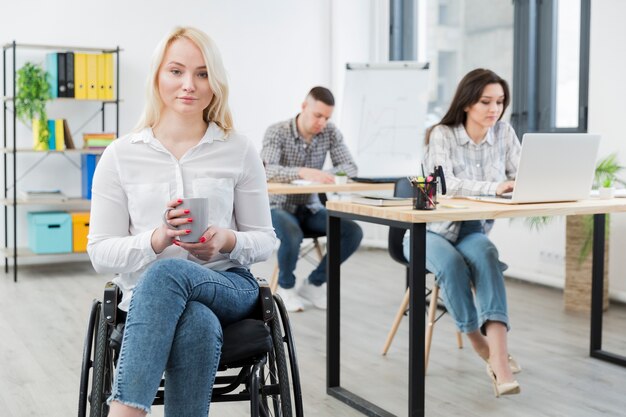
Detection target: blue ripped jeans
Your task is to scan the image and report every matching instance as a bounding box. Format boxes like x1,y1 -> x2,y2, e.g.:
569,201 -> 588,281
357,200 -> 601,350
108,259 -> 259,416
403,221 -> 509,334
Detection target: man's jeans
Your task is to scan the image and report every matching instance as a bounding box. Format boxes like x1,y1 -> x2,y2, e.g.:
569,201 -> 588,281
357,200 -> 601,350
403,220 -> 509,334
271,206 -> 363,288
108,259 -> 258,416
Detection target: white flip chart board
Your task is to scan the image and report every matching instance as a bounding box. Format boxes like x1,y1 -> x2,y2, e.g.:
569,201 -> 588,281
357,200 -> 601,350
340,62 -> 429,177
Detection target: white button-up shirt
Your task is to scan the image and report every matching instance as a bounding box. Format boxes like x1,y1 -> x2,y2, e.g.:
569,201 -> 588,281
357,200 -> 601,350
87,123 -> 276,309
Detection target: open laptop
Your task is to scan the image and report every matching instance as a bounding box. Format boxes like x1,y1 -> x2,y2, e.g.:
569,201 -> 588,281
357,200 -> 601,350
468,133 -> 600,204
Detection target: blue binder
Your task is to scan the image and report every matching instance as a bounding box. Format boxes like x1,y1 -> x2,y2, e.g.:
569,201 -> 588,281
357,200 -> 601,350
46,53 -> 58,99
47,119 -> 56,150
81,154 -> 99,199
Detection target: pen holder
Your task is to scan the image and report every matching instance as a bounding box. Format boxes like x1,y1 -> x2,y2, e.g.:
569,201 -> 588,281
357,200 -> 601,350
413,180 -> 438,210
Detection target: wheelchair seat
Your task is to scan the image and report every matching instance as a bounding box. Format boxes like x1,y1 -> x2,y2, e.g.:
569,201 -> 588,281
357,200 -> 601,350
78,278 -> 303,417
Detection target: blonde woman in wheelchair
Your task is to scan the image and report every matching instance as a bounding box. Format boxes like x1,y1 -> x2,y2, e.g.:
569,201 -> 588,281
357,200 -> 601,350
87,27 -> 276,416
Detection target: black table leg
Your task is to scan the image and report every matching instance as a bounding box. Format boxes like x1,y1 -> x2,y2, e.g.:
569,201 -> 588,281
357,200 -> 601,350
408,223 -> 426,417
327,214 -> 341,388
590,213 -> 626,366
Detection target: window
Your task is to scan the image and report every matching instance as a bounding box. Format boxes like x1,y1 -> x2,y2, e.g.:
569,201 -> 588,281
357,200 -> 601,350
512,0 -> 590,135
413,0 -> 515,125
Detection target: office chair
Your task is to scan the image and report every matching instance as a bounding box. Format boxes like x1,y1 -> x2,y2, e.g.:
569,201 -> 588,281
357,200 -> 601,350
381,178 -> 463,373
269,193 -> 327,293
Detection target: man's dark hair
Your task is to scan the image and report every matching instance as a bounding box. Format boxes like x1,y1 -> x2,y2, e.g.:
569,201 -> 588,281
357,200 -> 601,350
307,86 -> 335,106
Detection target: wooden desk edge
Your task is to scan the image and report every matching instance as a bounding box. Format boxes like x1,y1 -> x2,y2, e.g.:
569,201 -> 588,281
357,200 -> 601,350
326,198 -> 626,223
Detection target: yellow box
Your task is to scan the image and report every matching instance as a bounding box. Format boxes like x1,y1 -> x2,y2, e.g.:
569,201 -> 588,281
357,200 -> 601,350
72,212 -> 90,252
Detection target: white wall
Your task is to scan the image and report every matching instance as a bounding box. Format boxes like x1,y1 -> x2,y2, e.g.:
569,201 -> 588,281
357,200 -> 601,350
491,0 -> 626,301
0,0 -> 334,149
0,0 -> 383,259
588,0 -> 626,298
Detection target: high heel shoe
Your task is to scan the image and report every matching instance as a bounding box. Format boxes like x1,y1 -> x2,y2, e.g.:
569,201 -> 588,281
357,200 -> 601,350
483,354 -> 522,374
486,364 -> 521,398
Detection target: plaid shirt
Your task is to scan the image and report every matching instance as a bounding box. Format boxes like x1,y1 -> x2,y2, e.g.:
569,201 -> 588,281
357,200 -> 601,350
425,121 -> 521,241
261,116 -> 358,213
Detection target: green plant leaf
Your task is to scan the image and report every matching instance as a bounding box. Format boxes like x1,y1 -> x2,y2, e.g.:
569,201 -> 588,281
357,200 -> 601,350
523,216 -> 553,231
594,153 -> 624,189
15,62 -> 51,145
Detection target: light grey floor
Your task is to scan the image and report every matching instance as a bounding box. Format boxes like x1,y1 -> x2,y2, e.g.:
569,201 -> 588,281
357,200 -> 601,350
1,249 -> 625,417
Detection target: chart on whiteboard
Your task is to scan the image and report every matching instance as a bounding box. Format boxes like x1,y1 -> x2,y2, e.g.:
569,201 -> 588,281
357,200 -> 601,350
341,63 -> 429,177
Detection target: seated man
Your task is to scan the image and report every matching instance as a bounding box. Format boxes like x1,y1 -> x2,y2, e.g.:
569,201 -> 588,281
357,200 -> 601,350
261,86 -> 363,312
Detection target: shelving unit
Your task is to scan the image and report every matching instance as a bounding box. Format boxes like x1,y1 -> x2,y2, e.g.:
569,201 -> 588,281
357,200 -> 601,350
2,41 -> 120,281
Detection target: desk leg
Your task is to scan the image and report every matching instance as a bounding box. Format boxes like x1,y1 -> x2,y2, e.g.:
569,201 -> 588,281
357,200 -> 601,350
590,213 -> 605,353
327,214 -> 341,388
408,223 -> 426,417
590,213 -> 626,366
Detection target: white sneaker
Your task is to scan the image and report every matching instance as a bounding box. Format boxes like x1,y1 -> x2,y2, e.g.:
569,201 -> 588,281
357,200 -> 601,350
298,281 -> 327,310
276,286 -> 305,312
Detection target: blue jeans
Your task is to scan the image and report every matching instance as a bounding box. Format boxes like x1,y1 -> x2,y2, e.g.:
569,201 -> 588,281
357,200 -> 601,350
271,206 -> 363,288
403,221 -> 509,334
108,259 -> 259,416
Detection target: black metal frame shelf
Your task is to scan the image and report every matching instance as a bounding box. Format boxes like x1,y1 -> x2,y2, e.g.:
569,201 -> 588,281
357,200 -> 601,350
2,40 -> 120,282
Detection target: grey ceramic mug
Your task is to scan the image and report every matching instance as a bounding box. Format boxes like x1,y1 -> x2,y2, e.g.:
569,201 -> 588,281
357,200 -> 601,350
163,197 -> 209,243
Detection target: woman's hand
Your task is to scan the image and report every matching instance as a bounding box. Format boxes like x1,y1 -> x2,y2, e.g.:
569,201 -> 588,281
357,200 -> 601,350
175,226 -> 236,261
496,180 -> 515,196
151,199 -> 192,254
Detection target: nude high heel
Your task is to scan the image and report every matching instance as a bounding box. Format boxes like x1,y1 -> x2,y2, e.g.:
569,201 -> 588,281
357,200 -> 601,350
482,354 -> 522,374
486,364 -> 521,398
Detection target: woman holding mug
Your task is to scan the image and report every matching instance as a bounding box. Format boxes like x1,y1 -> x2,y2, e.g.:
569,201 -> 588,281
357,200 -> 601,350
88,27 -> 276,416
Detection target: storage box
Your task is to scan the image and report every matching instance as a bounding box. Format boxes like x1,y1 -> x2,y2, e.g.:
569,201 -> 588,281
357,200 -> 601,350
27,211 -> 72,254
72,211 -> 90,252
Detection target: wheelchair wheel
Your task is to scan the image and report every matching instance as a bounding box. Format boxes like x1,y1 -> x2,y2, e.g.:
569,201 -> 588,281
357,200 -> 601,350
78,300 -> 99,417
261,308 -> 293,417
273,294 -> 304,417
90,302 -> 114,417
78,301 -> 115,417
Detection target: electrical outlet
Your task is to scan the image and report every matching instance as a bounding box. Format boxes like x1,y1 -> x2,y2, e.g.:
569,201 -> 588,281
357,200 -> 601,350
539,250 -> 565,264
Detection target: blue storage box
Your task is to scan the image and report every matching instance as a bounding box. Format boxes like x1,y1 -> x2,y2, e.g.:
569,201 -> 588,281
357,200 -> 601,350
27,211 -> 72,254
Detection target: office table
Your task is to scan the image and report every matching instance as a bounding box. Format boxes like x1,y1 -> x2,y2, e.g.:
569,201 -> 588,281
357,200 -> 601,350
325,197 -> 626,417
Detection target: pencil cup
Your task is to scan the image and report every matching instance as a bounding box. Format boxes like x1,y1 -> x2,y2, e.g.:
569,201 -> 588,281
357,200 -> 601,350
413,180 -> 438,210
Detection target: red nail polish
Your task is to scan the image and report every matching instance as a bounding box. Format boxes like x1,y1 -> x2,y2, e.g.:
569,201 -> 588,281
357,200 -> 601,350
187,218 -> 193,222
184,209 -> 190,214
177,199 -> 183,203
200,237 -> 206,243
185,229 -> 191,234
173,240 -> 180,246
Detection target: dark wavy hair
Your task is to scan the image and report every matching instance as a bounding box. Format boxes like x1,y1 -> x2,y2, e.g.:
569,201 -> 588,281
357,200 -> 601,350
425,68 -> 510,144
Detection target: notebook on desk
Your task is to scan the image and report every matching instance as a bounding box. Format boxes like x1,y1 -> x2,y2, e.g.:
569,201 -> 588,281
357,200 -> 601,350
350,176 -> 403,184
467,133 -> 601,204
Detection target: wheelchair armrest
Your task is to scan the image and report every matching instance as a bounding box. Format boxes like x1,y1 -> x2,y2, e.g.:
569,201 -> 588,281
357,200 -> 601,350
103,281 -> 120,325
256,278 -> 275,323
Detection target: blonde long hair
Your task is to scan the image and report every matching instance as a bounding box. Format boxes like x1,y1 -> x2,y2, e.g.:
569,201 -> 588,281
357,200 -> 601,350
134,26 -> 234,133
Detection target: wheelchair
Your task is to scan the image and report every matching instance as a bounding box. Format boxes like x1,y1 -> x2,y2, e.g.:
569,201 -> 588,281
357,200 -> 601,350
78,278 -> 304,417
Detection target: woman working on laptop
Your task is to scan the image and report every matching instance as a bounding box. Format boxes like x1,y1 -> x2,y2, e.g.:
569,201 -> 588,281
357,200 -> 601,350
403,68 -> 522,397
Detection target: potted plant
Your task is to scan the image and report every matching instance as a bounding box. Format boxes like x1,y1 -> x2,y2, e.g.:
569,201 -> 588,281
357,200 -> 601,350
15,62 -> 51,150
334,170 -> 348,185
594,153 -> 624,199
